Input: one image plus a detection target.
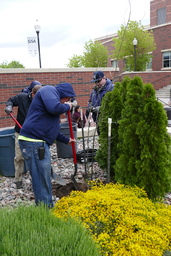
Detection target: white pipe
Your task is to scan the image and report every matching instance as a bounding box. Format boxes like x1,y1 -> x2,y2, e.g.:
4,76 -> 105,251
108,118 -> 112,136
107,118 -> 112,183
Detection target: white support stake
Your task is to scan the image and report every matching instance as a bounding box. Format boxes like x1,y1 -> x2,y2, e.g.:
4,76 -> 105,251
108,118 -> 112,137
107,118 -> 112,183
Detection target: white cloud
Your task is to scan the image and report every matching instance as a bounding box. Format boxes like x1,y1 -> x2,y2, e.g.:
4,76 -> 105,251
0,0 -> 151,68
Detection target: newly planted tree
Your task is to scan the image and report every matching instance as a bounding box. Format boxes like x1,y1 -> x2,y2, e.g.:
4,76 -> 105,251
136,83 -> 171,199
97,76 -> 171,200
116,76 -> 144,184
96,83 -> 122,179
96,76 -> 131,179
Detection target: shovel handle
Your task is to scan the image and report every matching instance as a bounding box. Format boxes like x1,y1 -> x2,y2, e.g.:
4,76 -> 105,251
9,113 -> 22,129
67,110 -> 77,164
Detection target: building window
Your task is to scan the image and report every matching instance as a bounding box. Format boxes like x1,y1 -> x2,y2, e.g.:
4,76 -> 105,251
146,58 -> 152,70
111,60 -> 118,68
163,51 -> 171,68
123,58 -> 130,71
157,8 -> 166,25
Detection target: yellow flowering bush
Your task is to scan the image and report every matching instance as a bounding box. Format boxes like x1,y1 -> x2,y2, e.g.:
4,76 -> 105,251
52,182 -> 171,256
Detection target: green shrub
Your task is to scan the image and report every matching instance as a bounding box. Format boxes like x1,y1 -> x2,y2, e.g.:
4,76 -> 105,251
97,76 -> 171,200
52,182 -> 171,256
0,205 -> 100,256
96,80 -> 125,180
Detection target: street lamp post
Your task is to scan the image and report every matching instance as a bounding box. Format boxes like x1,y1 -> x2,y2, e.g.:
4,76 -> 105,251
133,38 -> 138,71
34,22 -> 42,68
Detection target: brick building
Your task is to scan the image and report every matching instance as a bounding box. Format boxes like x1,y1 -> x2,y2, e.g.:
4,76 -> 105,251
95,0 -> 171,77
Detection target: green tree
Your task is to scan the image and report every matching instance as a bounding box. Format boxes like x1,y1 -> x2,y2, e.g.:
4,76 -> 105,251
135,83 -> 171,200
97,76 -> 171,200
96,81 -> 125,179
111,21 -> 156,71
67,54 -> 83,68
96,76 -> 131,180
116,77 -> 171,200
67,40 -> 109,67
0,60 -> 25,68
116,77 -> 146,185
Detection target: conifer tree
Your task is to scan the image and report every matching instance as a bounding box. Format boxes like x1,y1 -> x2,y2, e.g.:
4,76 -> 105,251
97,76 -> 171,200
136,83 -> 171,200
115,76 -> 144,184
96,84 -> 121,179
96,76 -> 130,179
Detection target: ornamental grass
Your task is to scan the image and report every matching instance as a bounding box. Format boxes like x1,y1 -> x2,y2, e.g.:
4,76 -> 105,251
0,204 -> 100,256
52,182 -> 171,256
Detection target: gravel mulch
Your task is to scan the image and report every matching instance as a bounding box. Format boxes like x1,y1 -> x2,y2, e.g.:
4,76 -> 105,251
0,136 -> 106,208
0,135 -> 171,208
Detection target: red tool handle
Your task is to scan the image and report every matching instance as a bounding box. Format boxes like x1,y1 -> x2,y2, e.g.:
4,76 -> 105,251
67,110 -> 77,164
9,113 -> 22,129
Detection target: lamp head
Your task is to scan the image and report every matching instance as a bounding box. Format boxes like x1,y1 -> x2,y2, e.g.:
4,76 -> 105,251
34,24 -> 41,33
133,38 -> 138,46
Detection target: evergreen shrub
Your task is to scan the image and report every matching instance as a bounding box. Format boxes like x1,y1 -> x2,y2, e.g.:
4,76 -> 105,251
96,76 -> 171,200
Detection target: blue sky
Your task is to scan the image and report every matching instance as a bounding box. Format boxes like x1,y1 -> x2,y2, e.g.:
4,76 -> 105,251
0,0 -> 151,68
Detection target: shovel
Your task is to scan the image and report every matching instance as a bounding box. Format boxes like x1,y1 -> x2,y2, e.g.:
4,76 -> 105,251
80,108 -> 87,178
9,113 -> 22,129
9,113 -> 63,183
67,110 -> 78,190
51,167 -> 66,185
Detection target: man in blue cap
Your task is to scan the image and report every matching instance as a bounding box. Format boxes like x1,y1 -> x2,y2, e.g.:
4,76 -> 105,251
86,71 -> 114,134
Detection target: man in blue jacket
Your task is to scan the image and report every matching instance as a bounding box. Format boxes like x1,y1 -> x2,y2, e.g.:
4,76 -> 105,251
86,71 -> 114,134
18,83 -> 76,208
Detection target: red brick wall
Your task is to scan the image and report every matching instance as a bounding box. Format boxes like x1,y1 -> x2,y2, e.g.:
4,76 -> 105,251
0,68 -> 116,128
152,24 -> 171,71
150,0 -> 171,27
121,71 -> 171,90
1,68 -> 171,129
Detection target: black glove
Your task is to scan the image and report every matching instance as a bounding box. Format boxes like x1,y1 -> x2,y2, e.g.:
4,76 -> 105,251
87,106 -> 93,113
5,105 -> 12,115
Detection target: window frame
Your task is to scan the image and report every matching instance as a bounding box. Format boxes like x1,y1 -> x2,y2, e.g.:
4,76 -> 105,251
157,7 -> 166,25
111,59 -> 118,68
162,50 -> 171,69
146,57 -> 152,70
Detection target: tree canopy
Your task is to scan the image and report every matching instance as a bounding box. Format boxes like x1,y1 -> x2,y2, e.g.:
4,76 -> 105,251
67,40 -> 109,68
111,21 -> 156,71
0,60 -> 25,68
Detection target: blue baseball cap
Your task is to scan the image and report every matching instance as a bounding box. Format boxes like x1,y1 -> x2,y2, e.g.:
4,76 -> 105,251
91,71 -> 104,82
